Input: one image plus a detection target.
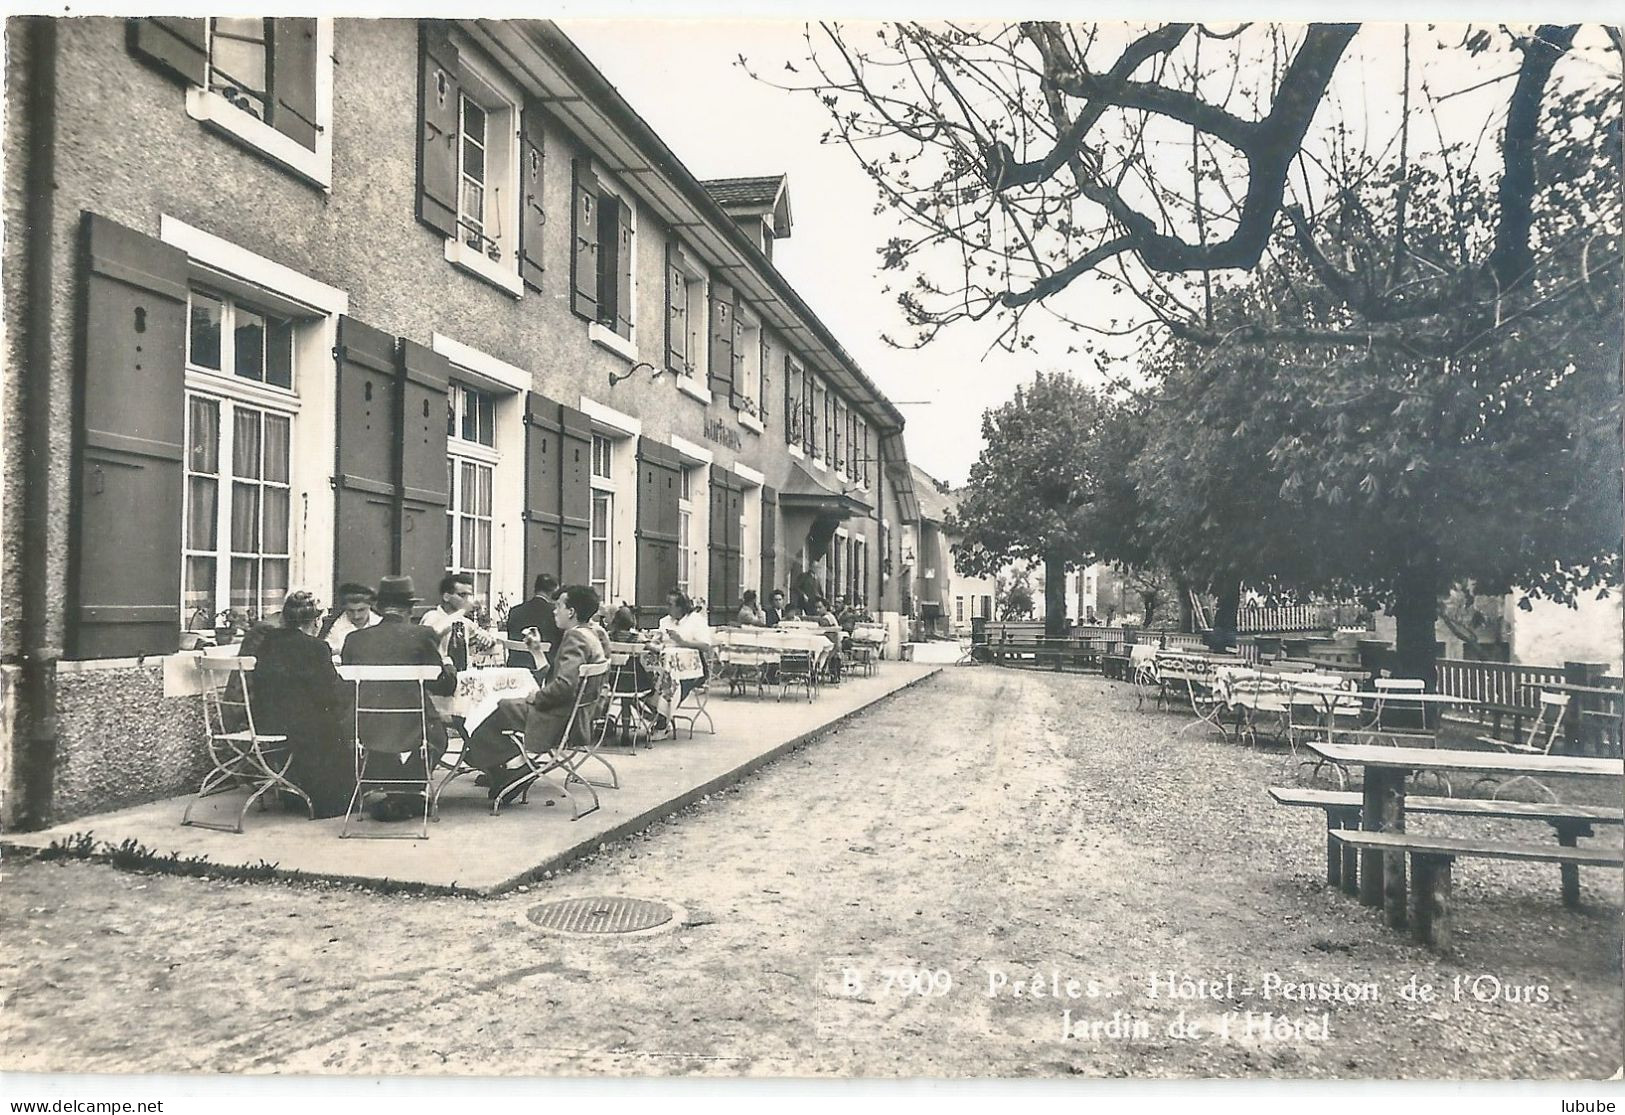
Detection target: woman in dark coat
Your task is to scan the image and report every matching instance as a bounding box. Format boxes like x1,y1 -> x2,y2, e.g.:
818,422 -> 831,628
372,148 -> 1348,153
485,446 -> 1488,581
240,591 -> 355,818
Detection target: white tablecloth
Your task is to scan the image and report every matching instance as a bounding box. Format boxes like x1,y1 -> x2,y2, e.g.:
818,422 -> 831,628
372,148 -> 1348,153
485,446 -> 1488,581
440,666 -> 540,732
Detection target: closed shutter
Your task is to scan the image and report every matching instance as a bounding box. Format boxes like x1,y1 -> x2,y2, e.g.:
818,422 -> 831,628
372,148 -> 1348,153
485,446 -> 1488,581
849,410 -> 859,478
833,398 -> 845,474
269,18 -> 319,150
707,466 -> 729,618
397,340 -> 451,595
558,405 -> 592,585
522,393 -> 564,585
759,334 -> 770,429
760,486 -> 778,600
784,355 -> 799,445
613,201 -> 634,339
635,438 -> 681,625
71,213 -> 189,658
665,243 -> 687,373
725,480 -> 743,608
707,283 -> 733,399
570,160 -> 600,321
127,17 -> 207,86
332,317 -> 399,589
416,21 -> 460,239
801,365 -> 815,456
519,101 -> 547,291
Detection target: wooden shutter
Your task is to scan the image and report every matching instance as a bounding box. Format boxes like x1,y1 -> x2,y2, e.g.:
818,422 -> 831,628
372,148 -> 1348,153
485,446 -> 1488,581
570,160 -> 600,321
833,398 -> 845,475
519,101 -> 547,291
397,340 -> 451,595
635,438 -> 681,625
613,201 -> 634,339
665,243 -> 687,373
523,393 -> 564,585
332,317 -> 399,590
801,365 -> 815,456
708,283 -> 733,399
71,213 -> 188,658
759,334 -> 770,429
558,405 -> 593,585
269,18 -> 319,150
127,17 -> 206,86
849,409 -> 859,478
707,466 -> 729,617
725,479 -> 743,608
416,21 -> 460,239
760,486 -> 778,600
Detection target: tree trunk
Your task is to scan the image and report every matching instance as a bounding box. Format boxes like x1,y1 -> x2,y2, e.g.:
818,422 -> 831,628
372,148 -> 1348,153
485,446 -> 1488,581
1044,551 -> 1068,638
1176,576 -> 1194,633
1391,554 -> 1442,687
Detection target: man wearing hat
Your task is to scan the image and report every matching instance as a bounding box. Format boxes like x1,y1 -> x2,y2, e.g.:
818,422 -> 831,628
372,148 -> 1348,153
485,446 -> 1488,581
341,575 -> 458,820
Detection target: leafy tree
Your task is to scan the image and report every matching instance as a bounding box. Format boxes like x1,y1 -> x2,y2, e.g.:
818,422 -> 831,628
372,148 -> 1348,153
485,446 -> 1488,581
997,570 -> 1035,619
949,373 -> 1112,636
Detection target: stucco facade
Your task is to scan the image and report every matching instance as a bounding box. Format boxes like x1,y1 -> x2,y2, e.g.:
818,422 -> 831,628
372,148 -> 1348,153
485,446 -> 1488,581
2,17 -> 920,826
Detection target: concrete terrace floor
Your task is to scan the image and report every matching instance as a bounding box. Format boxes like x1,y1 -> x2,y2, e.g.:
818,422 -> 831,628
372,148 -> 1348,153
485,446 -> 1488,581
3,663 -> 940,894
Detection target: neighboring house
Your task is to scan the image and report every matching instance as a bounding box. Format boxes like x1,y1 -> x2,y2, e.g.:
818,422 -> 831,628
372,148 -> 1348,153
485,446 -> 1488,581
905,465 -> 995,638
1,17 -> 922,826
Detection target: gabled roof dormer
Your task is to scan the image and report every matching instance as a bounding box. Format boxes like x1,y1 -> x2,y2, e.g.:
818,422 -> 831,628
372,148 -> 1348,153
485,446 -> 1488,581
700,174 -> 792,260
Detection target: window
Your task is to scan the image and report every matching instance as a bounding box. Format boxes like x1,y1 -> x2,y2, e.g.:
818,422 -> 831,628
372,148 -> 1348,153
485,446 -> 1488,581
188,289 -> 295,388
667,261 -> 703,377
736,307 -> 762,423
982,594 -> 993,620
833,398 -> 845,476
823,388 -> 833,467
801,365 -> 816,457
830,534 -> 845,603
207,18 -> 270,121
852,536 -> 867,607
596,193 -> 634,338
184,397 -> 292,626
591,433 -> 614,480
590,491 -> 613,601
129,18 -> 334,188
956,597 -> 965,623
446,63 -> 521,291
677,468 -> 694,593
446,383 -> 498,603
182,287 -> 300,629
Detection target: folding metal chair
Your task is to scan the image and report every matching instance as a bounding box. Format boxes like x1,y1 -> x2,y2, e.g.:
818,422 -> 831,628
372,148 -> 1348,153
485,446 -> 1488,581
183,656 -> 314,833
1129,646 -> 1159,709
1474,691 -> 1571,801
778,648 -> 818,702
667,646 -> 717,738
337,664 -> 442,839
599,643 -> 657,751
501,660 -> 613,820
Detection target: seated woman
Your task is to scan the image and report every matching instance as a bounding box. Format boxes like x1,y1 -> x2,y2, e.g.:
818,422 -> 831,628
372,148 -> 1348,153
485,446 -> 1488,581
736,590 -> 767,627
658,591 -> 713,716
239,590 -> 355,819
462,585 -> 609,802
812,597 -> 845,681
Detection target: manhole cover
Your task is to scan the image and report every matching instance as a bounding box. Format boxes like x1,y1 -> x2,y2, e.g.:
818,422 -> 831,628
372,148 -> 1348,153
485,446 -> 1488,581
525,896 -> 676,935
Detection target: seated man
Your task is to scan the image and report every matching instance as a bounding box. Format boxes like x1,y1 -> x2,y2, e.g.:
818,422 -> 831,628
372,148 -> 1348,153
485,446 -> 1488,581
505,573 -> 561,671
341,575 -> 457,821
321,583 -> 381,656
463,585 -> 608,801
420,571 -> 499,670
736,590 -> 767,627
764,589 -> 786,628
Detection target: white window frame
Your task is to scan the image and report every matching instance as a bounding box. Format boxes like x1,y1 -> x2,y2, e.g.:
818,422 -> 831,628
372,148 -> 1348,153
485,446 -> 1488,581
183,18 -> 335,191
446,383 -> 500,606
443,55 -> 524,297
677,468 -> 694,595
587,167 -> 641,362
737,304 -> 764,433
852,535 -> 867,608
668,243 -> 709,402
668,435 -> 713,601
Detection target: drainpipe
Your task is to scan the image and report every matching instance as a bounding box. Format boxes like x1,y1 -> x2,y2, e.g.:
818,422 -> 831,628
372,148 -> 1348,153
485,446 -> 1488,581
16,16 -> 61,830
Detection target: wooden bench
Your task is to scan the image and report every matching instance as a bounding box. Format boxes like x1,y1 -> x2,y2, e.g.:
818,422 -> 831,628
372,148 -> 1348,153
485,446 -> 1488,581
1331,829 -> 1623,952
1268,786 -> 1622,905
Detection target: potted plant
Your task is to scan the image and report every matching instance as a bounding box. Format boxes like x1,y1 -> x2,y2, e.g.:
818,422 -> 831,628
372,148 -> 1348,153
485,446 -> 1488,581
214,608 -> 251,646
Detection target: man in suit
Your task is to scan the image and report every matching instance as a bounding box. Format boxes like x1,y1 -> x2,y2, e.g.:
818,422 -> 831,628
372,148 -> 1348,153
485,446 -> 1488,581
764,589 -> 785,628
463,584 -> 608,801
341,575 -> 458,820
505,573 -> 561,671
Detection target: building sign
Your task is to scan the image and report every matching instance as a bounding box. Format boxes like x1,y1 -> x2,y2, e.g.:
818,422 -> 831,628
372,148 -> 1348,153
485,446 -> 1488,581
703,417 -> 743,451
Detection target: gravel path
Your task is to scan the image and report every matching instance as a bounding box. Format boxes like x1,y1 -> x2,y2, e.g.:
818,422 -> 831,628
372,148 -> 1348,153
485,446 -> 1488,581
3,667 -> 1620,1077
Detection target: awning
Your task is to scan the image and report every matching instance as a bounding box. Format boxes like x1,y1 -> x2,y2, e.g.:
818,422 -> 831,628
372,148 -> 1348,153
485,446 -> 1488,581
778,459 -> 871,518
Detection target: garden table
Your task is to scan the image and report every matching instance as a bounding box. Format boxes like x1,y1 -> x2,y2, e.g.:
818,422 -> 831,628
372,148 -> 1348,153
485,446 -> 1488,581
1297,738 -> 1624,928
442,665 -> 543,733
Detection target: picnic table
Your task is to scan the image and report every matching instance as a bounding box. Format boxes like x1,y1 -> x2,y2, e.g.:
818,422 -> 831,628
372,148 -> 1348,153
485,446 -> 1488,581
1297,738 -> 1624,938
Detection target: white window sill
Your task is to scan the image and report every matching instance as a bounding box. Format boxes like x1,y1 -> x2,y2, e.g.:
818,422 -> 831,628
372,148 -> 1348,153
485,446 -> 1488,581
675,376 -> 711,405
588,322 -> 640,364
445,239 -> 524,298
811,459 -> 828,473
739,411 -> 764,435
185,87 -> 331,191
787,444 -> 805,460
